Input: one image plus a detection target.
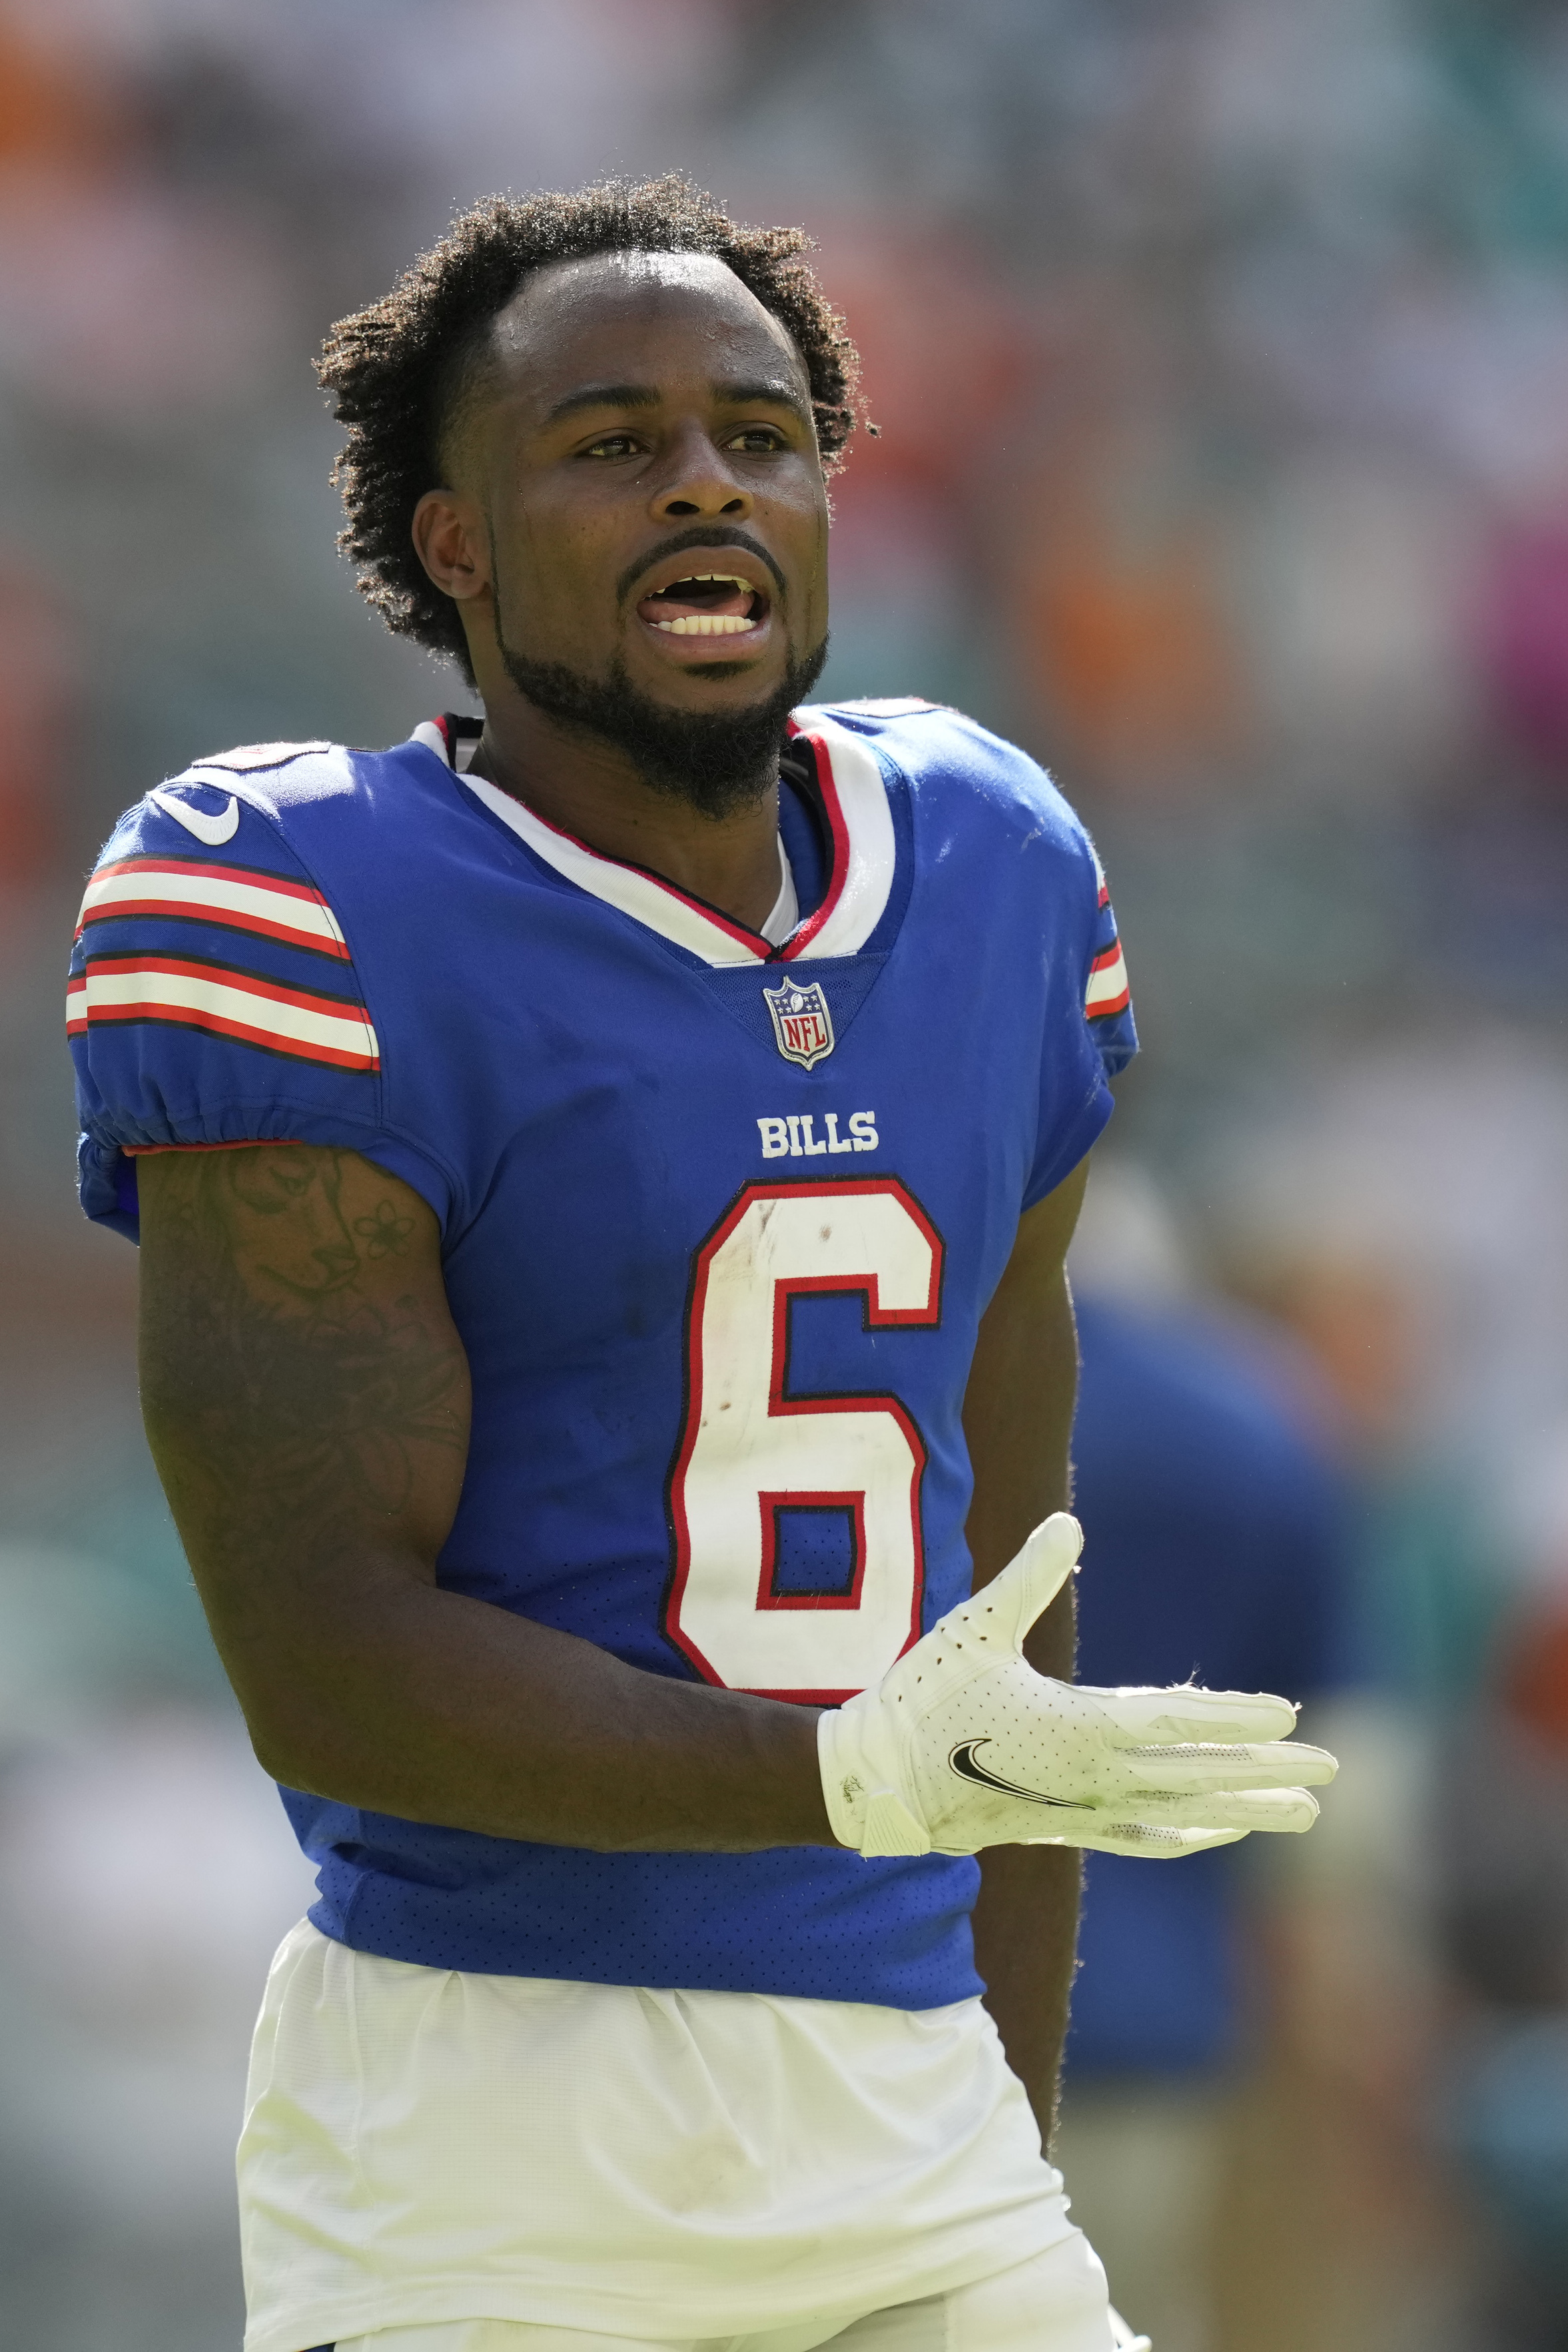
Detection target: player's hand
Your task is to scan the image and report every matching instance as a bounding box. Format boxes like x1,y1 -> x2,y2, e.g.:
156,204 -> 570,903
816,1513 -> 1338,1858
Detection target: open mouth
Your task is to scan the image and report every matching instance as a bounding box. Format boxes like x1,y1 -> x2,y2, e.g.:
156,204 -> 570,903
635,572 -> 769,638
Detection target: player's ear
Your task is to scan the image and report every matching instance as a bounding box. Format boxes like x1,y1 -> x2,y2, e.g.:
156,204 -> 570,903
412,488 -> 491,606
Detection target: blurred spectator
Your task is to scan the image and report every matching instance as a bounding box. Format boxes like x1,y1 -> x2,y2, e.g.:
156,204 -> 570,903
0,568 -> 69,897
0,1551 -> 314,2349
1480,520 -> 1568,780
1194,1054 -> 1568,2352
1440,1563 -> 1568,2345
1012,395 -> 1250,795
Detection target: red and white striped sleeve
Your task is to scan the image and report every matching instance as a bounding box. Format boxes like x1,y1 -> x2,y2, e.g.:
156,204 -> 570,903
1082,846 -> 1136,1072
67,775 -> 382,1236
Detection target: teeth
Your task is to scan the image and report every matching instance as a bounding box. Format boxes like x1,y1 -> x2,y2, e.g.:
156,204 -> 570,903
651,613 -> 759,635
651,572 -> 753,591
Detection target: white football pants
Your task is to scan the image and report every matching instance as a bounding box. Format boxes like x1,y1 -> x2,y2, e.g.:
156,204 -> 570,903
329,2233 -> 1118,2351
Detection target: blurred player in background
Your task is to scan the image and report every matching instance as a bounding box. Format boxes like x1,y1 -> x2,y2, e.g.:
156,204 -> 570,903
1054,1167 -> 1353,2352
66,179 -> 1334,2352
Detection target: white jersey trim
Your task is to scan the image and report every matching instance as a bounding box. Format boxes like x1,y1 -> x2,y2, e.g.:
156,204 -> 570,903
67,959 -> 379,1072
759,833 -> 799,947
412,715 -> 897,969
456,767 -> 769,967
786,716 -> 897,962
77,857 -> 350,960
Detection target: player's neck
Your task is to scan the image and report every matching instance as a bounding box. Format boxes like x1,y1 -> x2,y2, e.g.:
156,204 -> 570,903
470,702 -> 784,934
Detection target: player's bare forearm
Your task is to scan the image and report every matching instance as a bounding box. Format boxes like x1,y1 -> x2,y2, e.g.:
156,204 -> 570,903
137,1143 -> 831,1852
962,1162 -> 1089,2146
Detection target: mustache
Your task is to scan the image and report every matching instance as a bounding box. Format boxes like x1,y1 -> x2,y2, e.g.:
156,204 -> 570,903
616,525 -> 787,609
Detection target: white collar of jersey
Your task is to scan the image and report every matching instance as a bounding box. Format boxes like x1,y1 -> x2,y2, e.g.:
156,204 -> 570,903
408,713 -> 895,968
759,833 -> 799,947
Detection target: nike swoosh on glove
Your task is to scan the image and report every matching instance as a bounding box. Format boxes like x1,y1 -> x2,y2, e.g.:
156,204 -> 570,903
816,1513 -> 1338,1858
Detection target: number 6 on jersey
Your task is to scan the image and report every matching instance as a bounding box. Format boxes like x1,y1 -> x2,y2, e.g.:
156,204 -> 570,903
664,1178 -> 945,1703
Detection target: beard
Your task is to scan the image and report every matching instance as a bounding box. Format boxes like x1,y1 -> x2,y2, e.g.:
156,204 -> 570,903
495,629 -> 829,821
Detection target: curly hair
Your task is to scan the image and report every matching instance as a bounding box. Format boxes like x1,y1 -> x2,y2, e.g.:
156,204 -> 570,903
317,174 -> 866,682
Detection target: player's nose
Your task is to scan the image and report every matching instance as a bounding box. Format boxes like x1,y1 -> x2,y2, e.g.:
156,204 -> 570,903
649,422 -> 753,524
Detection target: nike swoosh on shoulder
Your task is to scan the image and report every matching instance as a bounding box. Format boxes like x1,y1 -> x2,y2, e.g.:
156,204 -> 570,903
149,788 -> 241,846
947,1740 -> 1084,1808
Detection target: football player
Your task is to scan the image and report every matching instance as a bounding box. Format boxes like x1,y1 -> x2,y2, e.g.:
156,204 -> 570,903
67,178 -> 1334,2352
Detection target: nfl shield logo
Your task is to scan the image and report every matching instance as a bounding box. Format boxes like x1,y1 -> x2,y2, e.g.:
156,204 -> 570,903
763,973 -> 835,1069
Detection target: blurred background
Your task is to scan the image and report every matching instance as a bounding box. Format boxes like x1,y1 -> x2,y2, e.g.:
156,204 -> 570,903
3,1 -> 1568,2345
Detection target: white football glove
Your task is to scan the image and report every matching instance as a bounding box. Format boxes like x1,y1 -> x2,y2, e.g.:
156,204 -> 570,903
817,1513 -> 1338,1858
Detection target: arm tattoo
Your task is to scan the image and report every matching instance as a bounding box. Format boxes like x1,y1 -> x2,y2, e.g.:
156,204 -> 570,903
140,1146 -> 468,1544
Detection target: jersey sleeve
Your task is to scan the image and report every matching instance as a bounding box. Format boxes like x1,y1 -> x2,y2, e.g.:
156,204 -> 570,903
813,699 -> 1140,1214
1022,835 -> 1139,1210
68,781 -> 389,1242
1082,845 -> 1137,1078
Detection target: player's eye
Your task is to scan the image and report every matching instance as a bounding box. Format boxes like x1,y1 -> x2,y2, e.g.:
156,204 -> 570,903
581,433 -> 645,460
725,426 -> 789,454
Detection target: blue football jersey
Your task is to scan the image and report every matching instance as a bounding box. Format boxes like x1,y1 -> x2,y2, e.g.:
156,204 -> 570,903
69,699 -> 1136,2009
